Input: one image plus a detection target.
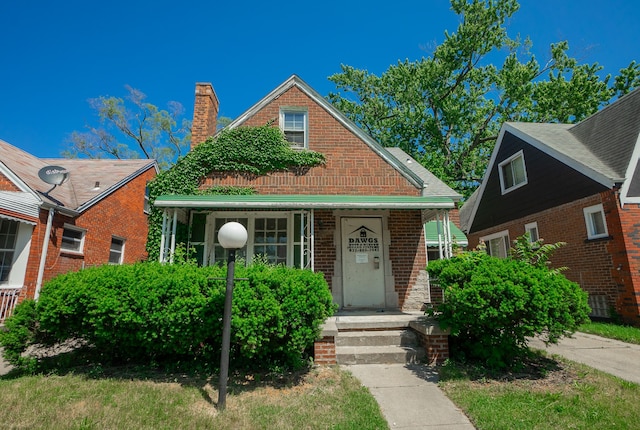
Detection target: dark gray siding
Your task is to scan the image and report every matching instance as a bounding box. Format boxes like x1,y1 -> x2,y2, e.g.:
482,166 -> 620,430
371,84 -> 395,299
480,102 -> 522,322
470,132 -> 608,233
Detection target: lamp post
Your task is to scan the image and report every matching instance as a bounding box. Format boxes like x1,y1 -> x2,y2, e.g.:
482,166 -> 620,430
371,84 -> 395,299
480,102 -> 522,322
217,221 -> 248,410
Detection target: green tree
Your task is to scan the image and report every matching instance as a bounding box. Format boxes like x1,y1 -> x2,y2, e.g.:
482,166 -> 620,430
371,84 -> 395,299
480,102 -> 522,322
64,86 -> 192,170
328,0 -> 640,197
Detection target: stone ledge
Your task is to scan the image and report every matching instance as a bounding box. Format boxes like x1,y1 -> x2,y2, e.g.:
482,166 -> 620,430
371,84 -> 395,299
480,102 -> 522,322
409,317 -> 449,336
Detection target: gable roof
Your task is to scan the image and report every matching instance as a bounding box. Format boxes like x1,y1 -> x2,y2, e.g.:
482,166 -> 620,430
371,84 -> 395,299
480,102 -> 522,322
464,87 -> 640,232
224,74 -> 458,196
0,138 -> 158,215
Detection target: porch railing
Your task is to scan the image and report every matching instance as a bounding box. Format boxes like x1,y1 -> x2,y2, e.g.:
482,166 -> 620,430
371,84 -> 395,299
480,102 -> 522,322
0,287 -> 22,325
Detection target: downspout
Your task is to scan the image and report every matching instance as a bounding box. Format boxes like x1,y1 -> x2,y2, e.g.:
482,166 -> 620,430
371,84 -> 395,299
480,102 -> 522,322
34,208 -> 54,300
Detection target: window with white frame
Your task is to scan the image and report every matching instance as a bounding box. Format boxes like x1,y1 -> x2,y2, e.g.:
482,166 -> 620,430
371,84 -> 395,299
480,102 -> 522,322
480,230 -> 510,258
499,150 -> 528,194
192,212 -> 311,268
280,109 -> 307,148
61,225 -> 86,253
144,184 -> 150,214
524,222 -> 539,243
109,237 -> 125,264
583,204 -> 608,239
0,219 -> 18,283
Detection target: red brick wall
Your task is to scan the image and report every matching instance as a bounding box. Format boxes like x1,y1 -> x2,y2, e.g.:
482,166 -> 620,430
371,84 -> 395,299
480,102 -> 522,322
313,336 -> 337,365
192,83 -> 219,148
389,210 -> 428,309
313,210 -> 336,287
20,167 -> 156,300
467,191 -> 640,323
0,172 -> 21,191
200,86 -> 421,197
607,191 -> 640,324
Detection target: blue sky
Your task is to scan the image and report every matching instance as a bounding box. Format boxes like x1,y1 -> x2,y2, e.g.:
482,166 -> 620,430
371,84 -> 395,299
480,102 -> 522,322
1,0 -> 638,158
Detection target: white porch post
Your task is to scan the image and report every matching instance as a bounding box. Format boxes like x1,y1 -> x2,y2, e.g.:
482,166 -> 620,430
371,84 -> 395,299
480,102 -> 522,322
170,208 -> 178,264
443,210 -> 452,258
159,209 -> 168,262
310,209 -> 315,271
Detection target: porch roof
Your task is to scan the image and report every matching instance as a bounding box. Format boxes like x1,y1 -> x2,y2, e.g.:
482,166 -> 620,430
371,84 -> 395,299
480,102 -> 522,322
424,220 -> 468,247
154,194 -> 455,210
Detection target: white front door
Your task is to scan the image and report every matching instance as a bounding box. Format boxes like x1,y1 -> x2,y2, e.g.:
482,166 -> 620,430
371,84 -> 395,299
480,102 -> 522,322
341,217 -> 385,308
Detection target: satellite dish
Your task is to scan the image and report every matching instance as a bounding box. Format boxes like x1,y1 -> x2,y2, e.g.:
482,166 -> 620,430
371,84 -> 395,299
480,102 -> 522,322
38,166 -> 70,186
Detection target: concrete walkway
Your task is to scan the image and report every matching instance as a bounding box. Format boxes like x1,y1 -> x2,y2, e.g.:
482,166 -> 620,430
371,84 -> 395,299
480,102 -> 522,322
344,363 -> 475,429
528,332 -> 640,384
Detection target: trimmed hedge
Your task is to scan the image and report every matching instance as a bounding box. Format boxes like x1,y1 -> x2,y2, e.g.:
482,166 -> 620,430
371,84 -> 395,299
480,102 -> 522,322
1,262 -> 336,371
427,252 -> 590,368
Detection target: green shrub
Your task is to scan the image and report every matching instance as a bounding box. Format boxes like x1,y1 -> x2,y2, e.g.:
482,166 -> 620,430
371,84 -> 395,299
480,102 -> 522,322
0,299 -> 37,368
1,262 -> 336,371
427,252 -> 590,368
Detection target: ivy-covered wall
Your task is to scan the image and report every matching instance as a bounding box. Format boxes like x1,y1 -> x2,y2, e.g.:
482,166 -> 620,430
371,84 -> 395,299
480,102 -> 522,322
146,125 -> 325,261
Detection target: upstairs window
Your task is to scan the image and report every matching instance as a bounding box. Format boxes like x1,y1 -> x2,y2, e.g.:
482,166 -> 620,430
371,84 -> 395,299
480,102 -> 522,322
109,237 -> 125,264
61,225 -> 85,254
499,150 -> 527,194
583,204 -> 608,239
281,109 -> 307,148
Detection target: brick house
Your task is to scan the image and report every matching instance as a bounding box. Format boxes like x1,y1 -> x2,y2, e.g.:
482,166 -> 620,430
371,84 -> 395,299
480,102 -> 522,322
461,88 -> 640,325
154,75 -> 462,313
0,139 -> 157,321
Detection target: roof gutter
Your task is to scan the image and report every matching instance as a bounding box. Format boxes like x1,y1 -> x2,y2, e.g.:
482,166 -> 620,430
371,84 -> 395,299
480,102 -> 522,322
154,200 -> 455,210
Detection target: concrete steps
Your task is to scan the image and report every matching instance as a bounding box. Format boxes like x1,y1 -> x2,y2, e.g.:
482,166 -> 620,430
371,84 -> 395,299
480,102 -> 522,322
336,329 -> 426,365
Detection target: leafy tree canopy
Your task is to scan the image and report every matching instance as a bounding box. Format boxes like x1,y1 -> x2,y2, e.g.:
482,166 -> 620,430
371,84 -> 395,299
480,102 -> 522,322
328,0 -> 640,197
63,86 -> 192,170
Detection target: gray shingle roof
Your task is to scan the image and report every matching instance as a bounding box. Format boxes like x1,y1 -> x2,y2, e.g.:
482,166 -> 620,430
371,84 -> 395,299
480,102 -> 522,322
0,138 -> 156,212
507,87 -> 640,184
385,147 -> 462,200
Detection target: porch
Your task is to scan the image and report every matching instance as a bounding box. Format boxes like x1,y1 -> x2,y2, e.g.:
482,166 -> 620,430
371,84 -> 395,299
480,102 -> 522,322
314,309 -> 449,366
0,287 -> 21,325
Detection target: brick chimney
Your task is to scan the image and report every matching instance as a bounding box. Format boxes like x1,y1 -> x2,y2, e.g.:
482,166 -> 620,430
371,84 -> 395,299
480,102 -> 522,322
191,83 -> 219,149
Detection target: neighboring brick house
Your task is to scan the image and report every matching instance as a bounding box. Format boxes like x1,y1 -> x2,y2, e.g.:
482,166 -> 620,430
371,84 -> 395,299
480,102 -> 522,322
460,88 -> 640,325
155,75 -> 462,312
0,139 -> 157,321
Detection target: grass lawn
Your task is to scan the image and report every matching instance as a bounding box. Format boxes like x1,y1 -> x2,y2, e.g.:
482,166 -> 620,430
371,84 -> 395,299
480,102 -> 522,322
579,321 -> 640,345
0,365 -> 388,430
439,323 -> 640,429
439,352 -> 640,429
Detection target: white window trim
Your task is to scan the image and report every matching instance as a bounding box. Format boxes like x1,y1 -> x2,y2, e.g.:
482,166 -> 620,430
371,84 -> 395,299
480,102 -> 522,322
583,204 -> 609,240
208,212 -> 293,266
109,236 -> 126,265
0,220 -> 33,287
498,150 -> 528,194
480,230 -> 510,258
524,222 -> 539,243
279,107 -> 308,149
143,184 -> 150,214
61,224 -> 86,254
